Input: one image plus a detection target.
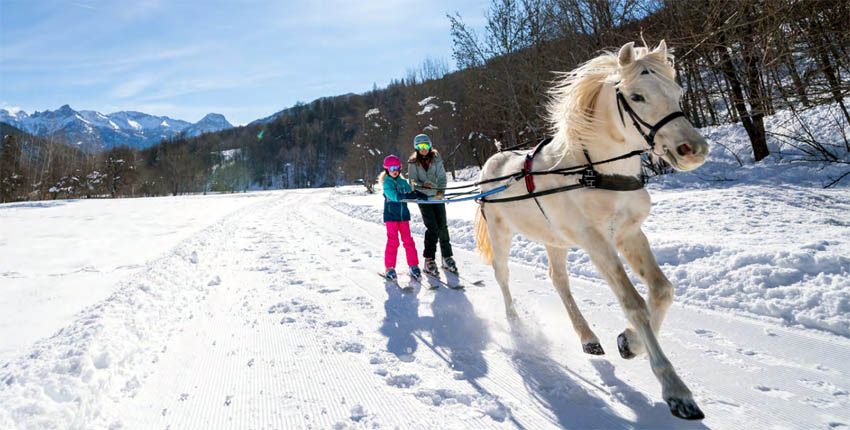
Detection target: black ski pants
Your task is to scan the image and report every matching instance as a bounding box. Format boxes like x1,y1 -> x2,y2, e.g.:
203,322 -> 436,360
418,203 -> 453,260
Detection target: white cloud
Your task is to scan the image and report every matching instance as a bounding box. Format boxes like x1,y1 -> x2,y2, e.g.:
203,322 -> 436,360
0,102 -> 24,114
110,76 -> 156,99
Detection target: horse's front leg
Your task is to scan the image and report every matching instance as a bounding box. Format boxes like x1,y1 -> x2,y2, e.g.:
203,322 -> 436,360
579,228 -> 704,420
615,229 -> 673,359
544,245 -> 603,355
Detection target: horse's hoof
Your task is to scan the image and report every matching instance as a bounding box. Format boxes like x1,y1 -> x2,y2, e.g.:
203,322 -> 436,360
665,397 -> 705,420
582,342 -> 605,355
617,332 -> 636,359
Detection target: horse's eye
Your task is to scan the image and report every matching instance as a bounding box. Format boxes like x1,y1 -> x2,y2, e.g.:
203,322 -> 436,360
630,94 -> 645,103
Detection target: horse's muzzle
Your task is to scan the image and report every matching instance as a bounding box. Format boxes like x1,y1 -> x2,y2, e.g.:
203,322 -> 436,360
665,140 -> 708,171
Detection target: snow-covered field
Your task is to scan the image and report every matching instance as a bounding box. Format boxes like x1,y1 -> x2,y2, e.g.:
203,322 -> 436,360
1,103 -> 849,429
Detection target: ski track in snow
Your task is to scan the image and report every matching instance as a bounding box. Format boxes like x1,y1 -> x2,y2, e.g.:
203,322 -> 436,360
1,189 -> 849,429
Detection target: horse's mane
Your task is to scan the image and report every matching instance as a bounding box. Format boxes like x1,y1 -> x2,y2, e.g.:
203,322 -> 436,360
546,45 -> 676,154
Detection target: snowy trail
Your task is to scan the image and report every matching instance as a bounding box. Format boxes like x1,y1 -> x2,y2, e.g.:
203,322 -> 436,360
106,190 -> 848,429
2,189 -> 848,429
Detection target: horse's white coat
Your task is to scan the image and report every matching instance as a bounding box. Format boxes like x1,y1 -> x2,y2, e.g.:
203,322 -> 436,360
474,40 -> 710,420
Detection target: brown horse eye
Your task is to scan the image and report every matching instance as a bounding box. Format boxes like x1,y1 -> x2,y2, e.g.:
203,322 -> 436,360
630,94 -> 645,103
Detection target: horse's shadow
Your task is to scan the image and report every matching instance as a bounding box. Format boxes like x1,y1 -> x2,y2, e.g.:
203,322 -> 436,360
509,318 -> 708,429
508,319 -> 633,428
588,359 -> 708,429
379,285 -> 707,428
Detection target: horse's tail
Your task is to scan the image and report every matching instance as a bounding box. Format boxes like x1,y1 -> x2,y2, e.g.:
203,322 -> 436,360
474,203 -> 493,265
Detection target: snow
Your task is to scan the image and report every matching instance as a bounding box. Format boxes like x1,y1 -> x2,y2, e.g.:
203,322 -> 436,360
0,194 -> 274,365
126,119 -> 142,129
219,148 -> 240,161
0,102 -> 848,429
417,104 -> 439,116
365,108 -> 380,118
417,96 -> 437,106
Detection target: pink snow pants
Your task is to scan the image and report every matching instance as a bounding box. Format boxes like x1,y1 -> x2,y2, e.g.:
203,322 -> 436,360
385,221 -> 419,269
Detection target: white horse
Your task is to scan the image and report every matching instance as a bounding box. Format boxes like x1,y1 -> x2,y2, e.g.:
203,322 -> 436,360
474,41 -> 709,420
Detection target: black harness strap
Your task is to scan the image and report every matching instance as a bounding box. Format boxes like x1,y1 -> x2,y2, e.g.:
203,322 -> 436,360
480,138 -> 644,204
616,89 -> 687,150
480,167 -> 643,203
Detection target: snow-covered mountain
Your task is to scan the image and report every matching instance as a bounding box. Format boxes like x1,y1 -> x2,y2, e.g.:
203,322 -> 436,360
183,113 -> 233,137
0,105 -> 233,152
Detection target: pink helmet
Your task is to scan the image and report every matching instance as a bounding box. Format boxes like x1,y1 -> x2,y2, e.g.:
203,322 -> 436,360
383,155 -> 401,169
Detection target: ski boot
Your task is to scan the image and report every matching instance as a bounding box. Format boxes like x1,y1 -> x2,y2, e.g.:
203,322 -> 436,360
423,258 -> 439,277
442,256 -> 458,274
409,265 -> 422,280
385,267 -> 397,281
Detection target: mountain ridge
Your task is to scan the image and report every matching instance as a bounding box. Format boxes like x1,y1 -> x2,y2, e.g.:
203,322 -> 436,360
0,105 -> 233,152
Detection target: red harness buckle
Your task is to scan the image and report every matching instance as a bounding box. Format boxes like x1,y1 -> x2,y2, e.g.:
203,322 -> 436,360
524,156 -> 535,192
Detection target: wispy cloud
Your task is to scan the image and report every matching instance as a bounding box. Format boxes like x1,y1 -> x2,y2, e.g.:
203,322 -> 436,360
109,76 -> 157,99
69,2 -> 96,10
138,70 -> 288,102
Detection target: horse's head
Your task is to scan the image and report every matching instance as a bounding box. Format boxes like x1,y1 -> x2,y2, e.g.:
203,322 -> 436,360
613,41 -> 708,171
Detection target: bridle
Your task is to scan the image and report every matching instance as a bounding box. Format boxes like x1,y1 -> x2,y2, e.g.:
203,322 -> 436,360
615,87 -> 688,155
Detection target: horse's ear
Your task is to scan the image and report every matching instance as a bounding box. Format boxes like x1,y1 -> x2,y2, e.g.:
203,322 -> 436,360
618,42 -> 635,67
651,40 -> 668,60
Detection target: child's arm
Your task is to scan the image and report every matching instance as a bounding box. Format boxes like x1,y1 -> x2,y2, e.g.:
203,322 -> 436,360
399,178 -> 421,200
382,179 -> 400,202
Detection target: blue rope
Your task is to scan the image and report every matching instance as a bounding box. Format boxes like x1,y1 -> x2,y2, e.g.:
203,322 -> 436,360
401,185 -> 507,204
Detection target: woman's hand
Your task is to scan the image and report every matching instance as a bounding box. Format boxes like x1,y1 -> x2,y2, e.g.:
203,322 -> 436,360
423,182 -> 433,189
435,193 -> 444,200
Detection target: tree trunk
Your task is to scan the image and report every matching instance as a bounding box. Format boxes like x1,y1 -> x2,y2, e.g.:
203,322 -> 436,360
716,40 -> 769,161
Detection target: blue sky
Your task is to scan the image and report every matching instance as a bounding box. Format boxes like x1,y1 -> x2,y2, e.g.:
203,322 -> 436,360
0,0 -> 488,125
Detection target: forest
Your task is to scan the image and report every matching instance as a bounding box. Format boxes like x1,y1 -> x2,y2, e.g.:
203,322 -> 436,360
1,0 -> 847,203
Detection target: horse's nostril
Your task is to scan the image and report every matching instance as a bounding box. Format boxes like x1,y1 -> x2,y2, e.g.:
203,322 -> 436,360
676,143 -> 693,157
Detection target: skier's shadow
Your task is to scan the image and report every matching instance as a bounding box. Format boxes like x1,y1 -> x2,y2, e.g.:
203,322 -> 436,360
428,287 -> 489,380
379,281 -> 420,362
379,281 -> 490,378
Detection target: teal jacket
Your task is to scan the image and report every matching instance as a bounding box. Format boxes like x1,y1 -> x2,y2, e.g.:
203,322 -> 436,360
407,151 -> 447,198
382,174 -> 413,222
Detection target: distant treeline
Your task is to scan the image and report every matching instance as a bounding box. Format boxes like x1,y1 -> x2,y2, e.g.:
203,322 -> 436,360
1,0 -> 847,203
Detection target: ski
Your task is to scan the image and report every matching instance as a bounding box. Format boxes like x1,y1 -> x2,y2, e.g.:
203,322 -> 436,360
378,272 -> 415,292
456,274 -> 484,287
424,271 -> 465,290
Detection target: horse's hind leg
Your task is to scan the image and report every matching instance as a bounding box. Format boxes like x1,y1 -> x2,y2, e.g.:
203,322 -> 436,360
487,211 -> 518,319
615,229 -> 673,359
580,228 -> 703,420
544,245 -> 603,355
